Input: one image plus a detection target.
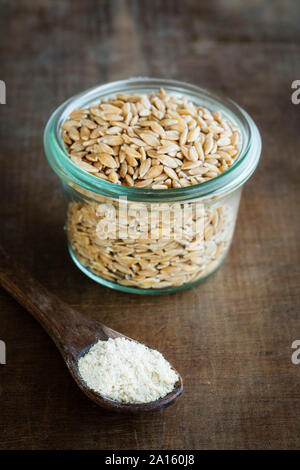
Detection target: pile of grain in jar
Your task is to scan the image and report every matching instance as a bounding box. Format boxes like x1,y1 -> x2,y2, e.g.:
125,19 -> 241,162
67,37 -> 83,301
62,89 -> 241,289
62,88 -> 240,188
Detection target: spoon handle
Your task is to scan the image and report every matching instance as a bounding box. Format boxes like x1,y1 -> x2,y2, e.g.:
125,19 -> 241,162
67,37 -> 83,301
0,244 -> 99,356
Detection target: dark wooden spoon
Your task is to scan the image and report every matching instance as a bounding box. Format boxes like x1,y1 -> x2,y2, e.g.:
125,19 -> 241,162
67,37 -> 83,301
0,245 -> 183,413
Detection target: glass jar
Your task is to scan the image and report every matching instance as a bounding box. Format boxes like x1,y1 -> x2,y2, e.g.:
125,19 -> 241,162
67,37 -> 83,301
44,78 -> 261,294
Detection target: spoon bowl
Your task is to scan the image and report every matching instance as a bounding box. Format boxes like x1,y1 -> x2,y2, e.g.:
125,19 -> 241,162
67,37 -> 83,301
69,343 -> 183,413
0,245 -> 183,412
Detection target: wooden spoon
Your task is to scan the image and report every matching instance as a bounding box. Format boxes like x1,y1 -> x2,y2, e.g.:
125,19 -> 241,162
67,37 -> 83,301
0,245 -> 183,413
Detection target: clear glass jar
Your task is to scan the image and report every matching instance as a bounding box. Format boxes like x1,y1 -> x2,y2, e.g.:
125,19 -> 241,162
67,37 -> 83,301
44,78 -> 261,294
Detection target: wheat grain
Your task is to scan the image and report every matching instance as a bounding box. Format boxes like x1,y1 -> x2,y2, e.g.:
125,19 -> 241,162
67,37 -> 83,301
62,89 -> 241,188
62,89 -> 241,289
67,195 -> 235,290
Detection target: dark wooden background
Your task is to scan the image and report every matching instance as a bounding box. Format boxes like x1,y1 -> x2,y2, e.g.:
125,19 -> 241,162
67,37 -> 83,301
0,0 -> 299,450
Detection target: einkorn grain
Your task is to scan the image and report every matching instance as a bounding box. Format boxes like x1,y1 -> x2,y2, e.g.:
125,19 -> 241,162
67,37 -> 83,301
62,89 -> 241,289
67,198 -> 236,289
62,89 -> 241,189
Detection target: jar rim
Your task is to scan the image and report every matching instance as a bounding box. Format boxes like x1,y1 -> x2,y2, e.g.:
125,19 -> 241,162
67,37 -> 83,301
44,77 -> 261,202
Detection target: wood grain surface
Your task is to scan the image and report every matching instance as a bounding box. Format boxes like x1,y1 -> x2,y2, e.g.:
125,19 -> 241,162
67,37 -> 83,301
0,0 -> 299,450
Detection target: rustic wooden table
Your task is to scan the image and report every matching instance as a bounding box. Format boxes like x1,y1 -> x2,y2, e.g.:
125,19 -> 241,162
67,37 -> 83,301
0,0 -> 299,450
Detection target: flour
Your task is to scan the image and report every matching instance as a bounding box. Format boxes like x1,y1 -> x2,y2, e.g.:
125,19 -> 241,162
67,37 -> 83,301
78,337 -> 179,404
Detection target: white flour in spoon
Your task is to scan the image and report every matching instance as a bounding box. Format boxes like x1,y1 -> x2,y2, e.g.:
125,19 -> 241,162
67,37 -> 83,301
78,337 -> 179,404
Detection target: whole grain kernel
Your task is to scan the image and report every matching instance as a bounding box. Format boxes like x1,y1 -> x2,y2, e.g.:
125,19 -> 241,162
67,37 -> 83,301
62,89 -> 241,289
62,91 -> 241,189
